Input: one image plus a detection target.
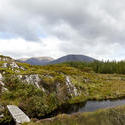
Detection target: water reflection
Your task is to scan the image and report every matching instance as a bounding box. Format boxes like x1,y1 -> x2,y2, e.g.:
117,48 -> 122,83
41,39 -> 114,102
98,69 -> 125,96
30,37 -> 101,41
44,99 -> 125,119
74,99 -> 125,113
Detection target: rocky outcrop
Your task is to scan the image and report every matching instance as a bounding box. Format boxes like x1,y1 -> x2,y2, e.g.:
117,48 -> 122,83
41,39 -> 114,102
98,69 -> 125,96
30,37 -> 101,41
0,114 -> 4,119
0,73 -> 8,92
66,76 -> 79,97
0,56 -> 13,62
0,55 -> 25,71
0,73 -> 2,81
2,62 -> 25,72
0,81 -> 4,86
2,63 -> 8,68
18,74 -> 41,89
10,62 -> 19,69
17,75 -> 79,97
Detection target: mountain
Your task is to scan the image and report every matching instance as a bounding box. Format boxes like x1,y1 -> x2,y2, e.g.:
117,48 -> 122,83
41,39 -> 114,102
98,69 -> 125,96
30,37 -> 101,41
0,54 -> 125,125
17,54 -> 95,65
18,57 -> 54,65
48,54 -> 95,65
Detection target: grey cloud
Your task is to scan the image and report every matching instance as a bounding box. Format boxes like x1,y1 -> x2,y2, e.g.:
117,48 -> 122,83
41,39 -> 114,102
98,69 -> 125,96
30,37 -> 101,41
1,0 -> 124,41
0,0 -> 125,59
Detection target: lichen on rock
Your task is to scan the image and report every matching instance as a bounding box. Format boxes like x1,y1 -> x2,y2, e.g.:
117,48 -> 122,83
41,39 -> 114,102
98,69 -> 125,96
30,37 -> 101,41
18,74 -> 41,89
10,62 -> 19,69
66,76 -> 79,97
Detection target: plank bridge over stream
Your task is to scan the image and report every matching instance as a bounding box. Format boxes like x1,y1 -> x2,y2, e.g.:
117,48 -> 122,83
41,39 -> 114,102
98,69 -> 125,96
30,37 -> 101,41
7,105 -> 30,125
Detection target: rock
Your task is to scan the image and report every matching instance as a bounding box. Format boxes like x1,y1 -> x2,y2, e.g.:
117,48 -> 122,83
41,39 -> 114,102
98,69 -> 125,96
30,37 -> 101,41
3,58 -> 8,61
7,105 -> 30,124
1,61 -> 25,72
18,74 -> 41,89
20,66 -> 25,70
0,57 -> 11,62
18,74 -> 46,91
66,76 -> 78,97
25,74 -> 41,88
0,81 -> 5,86
2,87 -> 8,92
2,63 -> 8,68
0,74 -> 7,92
0,74 -> 5,86
0,114 -> 4,118
10,62 -> 19,69
0,73 -> 3,81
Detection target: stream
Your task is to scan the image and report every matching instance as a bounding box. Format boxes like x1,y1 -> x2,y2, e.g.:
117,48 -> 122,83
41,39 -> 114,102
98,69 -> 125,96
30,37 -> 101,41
51,99 -> 125,116
76,99 -> 125,113
7,99 -> 125,125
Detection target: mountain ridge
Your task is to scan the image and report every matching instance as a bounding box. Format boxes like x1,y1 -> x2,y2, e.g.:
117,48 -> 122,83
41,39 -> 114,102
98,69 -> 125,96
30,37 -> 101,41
47,54 -> 95,65
17,54 -> 96,65
18,56 -> 54,65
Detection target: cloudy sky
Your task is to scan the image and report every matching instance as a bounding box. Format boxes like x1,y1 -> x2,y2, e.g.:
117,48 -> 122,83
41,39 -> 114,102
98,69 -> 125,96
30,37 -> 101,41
0,0 -> 125,60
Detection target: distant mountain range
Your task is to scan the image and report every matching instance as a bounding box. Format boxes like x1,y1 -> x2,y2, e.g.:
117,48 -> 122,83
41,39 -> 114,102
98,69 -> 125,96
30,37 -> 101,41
17,54 -> 96,65
18,57 -> 54,65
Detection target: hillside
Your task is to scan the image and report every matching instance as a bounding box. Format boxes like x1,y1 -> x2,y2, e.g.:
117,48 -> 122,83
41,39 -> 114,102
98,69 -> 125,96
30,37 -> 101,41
0,55 -> 125,125
47,54 -> 95,65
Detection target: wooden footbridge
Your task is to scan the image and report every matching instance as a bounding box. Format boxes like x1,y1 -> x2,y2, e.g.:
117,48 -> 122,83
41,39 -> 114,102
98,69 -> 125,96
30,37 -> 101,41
7,105 -> 30,125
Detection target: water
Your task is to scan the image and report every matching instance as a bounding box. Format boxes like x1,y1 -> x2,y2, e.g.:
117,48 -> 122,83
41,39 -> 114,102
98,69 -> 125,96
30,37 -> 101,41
52,99 -> 125,115
43,99 -> 125,119
77,99 -> 125,113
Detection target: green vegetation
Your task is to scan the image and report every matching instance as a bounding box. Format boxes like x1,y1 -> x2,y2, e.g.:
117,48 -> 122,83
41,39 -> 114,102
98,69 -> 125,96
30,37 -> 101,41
0,56 -> 125,124
1,76 -> 60,118
0,107 -> 13,125
64,60 -> 125,74
24,105 -> 125,125
0,63 -> 125,120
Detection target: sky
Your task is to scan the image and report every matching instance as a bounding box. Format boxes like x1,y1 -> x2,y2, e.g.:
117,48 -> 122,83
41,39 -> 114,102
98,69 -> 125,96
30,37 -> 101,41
0,0 -> 125,60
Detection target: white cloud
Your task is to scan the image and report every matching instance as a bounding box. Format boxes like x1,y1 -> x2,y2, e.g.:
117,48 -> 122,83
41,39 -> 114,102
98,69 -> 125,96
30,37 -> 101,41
0,0 -> 125,60
0,37 -> 64,59
0,37 -> 123,61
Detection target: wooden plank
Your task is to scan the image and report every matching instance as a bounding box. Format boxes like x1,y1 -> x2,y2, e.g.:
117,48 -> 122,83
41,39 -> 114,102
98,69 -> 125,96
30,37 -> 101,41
7,105 -> 30,124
